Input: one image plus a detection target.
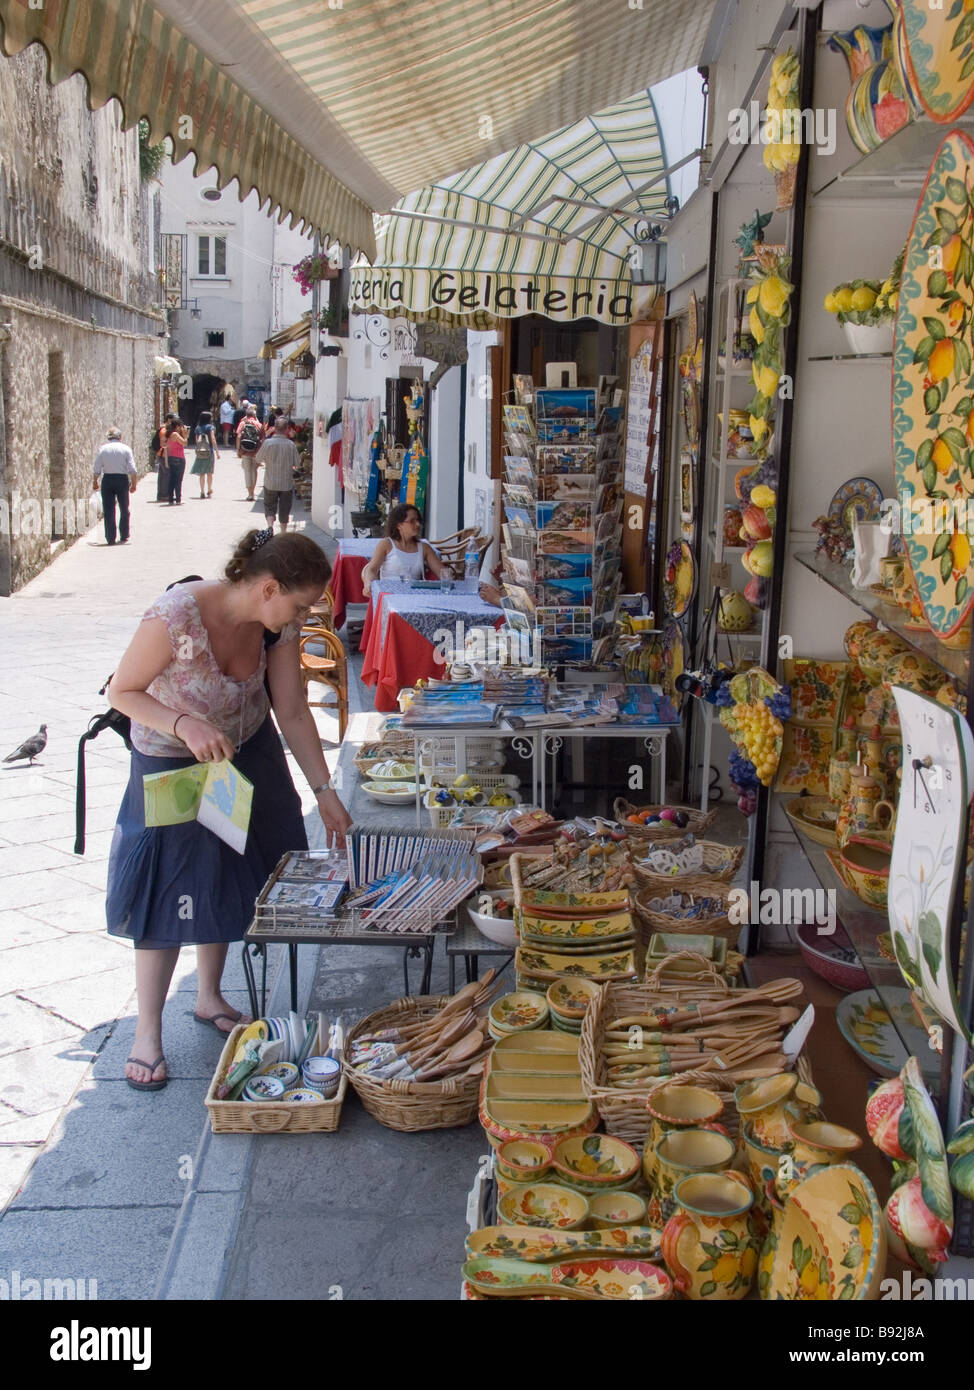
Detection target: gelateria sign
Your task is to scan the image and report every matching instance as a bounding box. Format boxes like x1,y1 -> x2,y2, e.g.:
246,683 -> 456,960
349,268 -> 634,325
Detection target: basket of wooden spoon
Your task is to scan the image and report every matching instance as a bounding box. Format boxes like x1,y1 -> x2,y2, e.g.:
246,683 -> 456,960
342,974 -> 501,1131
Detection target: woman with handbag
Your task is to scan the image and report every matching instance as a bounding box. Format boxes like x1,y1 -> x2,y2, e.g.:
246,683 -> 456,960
162,416 -> 189,506
191,410 -> 219,498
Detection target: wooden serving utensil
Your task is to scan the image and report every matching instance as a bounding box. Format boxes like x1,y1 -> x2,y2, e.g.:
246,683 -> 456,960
416,1028 -> 486,1079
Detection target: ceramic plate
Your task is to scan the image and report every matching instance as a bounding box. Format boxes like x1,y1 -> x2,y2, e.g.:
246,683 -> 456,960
893,130 -> 974,637
514,946 -> 638,982
663,541 -> 696,620
461,1256 -> 670,1300
661,620 -> 688,705
827,477 -> 883,539
488,1052 -> 582,1078
465,1224 -> 661,1263
835,988 -> 939,1082
783,658 -> 851,726
486,1075 -> 586,1102
765,1163 -> 885,1301
518,911 -> 634,941
496,1182 -> 590,1230
492,1031 -> 579,1055
360,781 -> 417,804
774,724 -> 832,797
489,992 -> 549,1032
483,1099 -> 595,1133
900,0 -> 974,123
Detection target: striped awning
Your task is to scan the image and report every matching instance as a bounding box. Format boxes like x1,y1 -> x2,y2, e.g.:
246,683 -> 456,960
0,0 -> 721,260
350,89 -> 672,326
259,314 -> 312,360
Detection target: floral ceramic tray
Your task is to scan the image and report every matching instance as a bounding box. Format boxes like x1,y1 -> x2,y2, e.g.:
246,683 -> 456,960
465,1224 -> 662,1263
515,946 -> 639,982
461,1256 -> 671,1300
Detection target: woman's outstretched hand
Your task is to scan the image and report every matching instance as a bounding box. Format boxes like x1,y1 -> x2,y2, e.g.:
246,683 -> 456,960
315,788 -> 353,848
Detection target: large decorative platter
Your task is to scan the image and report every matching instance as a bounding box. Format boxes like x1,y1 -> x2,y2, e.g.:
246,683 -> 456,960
835,988 -> 939,1083
663,540 -> 696,619
900,0 -> 974,124
827,477 -> 883,539
892,130 -> 974,638
661,621 -> 688,706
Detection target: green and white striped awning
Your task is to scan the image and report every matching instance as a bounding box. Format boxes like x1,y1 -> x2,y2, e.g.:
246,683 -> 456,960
0,0 -> 722,262
350,89 -> 673,326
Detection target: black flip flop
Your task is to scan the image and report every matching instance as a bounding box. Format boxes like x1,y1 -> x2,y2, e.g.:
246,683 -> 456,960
194,1010 -> 246,1035
125,1055 -> 167,1091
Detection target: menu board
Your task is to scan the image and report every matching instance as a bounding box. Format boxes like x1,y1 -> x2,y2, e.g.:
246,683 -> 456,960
624,330 -> 659,496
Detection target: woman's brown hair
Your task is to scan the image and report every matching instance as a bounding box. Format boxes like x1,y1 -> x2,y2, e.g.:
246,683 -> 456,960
224,530 -> 331,591
385,503 -> 422,541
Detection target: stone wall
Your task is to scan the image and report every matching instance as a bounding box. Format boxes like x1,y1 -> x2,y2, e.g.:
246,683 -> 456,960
0,48 -> 161,593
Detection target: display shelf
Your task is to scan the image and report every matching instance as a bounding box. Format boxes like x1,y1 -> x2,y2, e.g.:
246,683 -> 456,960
795,550 -> 969,683
784,817 -> 941,1095
806,353 -> 892,363
812,111 -> 974,200
715,364 -> 755,378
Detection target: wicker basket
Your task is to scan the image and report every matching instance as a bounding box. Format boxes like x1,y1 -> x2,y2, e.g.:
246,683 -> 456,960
426,773 -> 523,829
628,841 -> 745,890
631,879 -> 740,944
204,1024 -> 346,1134
341,995 -> 482,1132
353,736 -> 415,775
578,978 -> 813,1146
510,850 -> 632,914
613,799 -> 718,840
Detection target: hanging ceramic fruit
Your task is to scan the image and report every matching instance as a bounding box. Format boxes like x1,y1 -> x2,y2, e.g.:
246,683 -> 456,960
723,507 -> 744,546
865,1076 -> 911,1162
717,591 -> 754,632
742,540 -> 774,578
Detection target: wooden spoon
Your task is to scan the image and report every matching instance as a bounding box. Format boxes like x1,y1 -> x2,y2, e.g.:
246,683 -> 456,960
416,1028 -> 486,1079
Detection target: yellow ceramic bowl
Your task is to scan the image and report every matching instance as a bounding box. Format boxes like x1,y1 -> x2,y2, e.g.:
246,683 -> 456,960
495,1139 -> 554,1183
546,979 -> 601,1020
497,1182 -> 590,1230
488,991 -> 550,1034
587,1190 -> 648,1229
766,1163 -> 886,1301
552,1134 -> 641,1188
839,837 -> 891,911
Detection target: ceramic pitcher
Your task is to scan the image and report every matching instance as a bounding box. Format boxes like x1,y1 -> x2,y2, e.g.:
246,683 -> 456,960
642,1083 -> 727,1190
661,1172 -> 763,1301
650,1126 -> 738,1225
782,1119 -> 863,1195
734,1073 -> 821,1149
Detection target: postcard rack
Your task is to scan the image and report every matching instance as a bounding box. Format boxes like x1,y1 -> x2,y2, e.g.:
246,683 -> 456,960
499,380 -> 625,669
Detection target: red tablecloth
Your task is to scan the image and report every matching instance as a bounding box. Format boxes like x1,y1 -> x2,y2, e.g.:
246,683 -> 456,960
330,552 -> 370,630
360,597 -> 444,712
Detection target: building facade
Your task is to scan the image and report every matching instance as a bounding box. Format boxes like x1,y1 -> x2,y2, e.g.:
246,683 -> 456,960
0,47 -> 163,593
157,157 -> 313,425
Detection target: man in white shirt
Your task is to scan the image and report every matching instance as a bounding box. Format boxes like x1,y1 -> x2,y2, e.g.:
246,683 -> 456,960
219,397 -> 235,447
255,430 -> 299,531
91,427 -> 138,545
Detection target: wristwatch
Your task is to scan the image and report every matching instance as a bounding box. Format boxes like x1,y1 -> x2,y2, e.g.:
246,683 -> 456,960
311,782 -> 332,797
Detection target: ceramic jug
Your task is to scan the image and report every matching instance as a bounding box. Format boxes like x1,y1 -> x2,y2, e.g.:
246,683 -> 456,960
642,1083 -> 727,1190
649,1126 -> 738,1225
741,1123 -> 788,1217
661,1172 -> 763,1301
734,1073 -> 821,1149
828,754 -> 852,805
782,1119 -> 863,1196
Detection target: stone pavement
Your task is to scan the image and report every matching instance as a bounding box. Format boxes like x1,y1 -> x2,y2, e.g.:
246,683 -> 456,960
0,473 -> 348,1292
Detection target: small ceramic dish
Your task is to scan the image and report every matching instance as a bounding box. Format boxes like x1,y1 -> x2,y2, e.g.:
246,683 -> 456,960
587,1190 -> 648,1228
546,979 -> 602,1020
488,1049 -> 582,1077
302,1056 -> 340,1083
519,911 -> 635,942
486,1075 -> 586,1103
495,1139 -> 554,1183
496,1182 -> 590,1230
259,1061 -> 299,1089
461,1254 -> 670,1299
492,1032 -> 580,1055
488,992 -> 550,1033
766,1163 -> 885,1301
242,1075 -> 286,1102
552,1134 -> 641,1189
284,1088 -> 325,1104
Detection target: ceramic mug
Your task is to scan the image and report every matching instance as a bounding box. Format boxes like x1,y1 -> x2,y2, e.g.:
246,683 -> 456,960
880,555 -> 905,592
643,1083 -> 726,1189
651,1126 -> 738,1223
734,1073 -> 821,1149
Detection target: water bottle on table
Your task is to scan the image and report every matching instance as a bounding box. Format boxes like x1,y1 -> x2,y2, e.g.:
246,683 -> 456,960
464,538 -> 479,593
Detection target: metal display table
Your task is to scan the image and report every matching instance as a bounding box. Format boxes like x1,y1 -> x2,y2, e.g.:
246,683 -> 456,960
445,910 -> 516,992
408,726 -> 542,823
539,723 -> 673,809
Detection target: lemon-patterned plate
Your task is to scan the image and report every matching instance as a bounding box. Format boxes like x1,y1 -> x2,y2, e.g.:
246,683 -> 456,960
835,988 -> 938,1082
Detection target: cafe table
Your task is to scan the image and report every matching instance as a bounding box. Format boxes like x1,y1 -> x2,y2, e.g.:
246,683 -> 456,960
360,580 -> 504,713
330,537 -> 381,629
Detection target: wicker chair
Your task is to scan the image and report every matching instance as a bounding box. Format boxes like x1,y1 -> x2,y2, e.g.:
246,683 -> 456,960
436,533 -> 491,580
306,584 -> 336,632
299,626 -> 348,741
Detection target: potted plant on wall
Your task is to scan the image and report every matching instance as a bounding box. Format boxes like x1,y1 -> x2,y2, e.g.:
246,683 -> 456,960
824,248 -> 904,355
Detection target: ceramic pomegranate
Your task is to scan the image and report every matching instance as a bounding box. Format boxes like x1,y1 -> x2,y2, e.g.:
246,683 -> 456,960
740,504 -> 772,542
723,507 -> 743,546
885,1176 -> 950,1261
865,1078 -> 911,1161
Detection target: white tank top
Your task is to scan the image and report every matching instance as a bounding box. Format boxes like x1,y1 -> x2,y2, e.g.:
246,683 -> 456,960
380,541 -> 426,581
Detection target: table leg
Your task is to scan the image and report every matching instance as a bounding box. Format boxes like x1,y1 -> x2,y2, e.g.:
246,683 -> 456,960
466,953 -> 478,985
420,938 -> 434,995
449,951 -> 457,993
289,944 -> 298,1013
241,943 -> 260,1021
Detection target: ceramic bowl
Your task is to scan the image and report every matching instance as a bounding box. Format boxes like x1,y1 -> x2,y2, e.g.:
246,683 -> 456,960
488,992 -> 550,1034
468,905 -> 519,949
766,1163 -> 886,1301
552,1134 -> 641,1189
546,979 -> 601,1020
496,1181 -> 590,1230
796,922 -> 871,993
284,1088 -> 325,1104
587,1190 -> 648,1229
480,1106 -> 598,1152
495,1140 -> 554,1183
242,1075 -> 286,1102
783,795 -> 838,849
646,1082 -> 724,1130
259,1061 -> 299,1090
839,836 -> 891,910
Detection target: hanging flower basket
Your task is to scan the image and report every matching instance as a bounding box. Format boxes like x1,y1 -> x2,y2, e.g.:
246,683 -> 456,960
292,254 -> 340,295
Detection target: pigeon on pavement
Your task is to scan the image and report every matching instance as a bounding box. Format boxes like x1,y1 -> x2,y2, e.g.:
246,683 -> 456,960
3,725 -> 47,765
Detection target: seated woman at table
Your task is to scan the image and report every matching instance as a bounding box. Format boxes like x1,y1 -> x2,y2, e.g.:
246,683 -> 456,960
361,504 -> 449,586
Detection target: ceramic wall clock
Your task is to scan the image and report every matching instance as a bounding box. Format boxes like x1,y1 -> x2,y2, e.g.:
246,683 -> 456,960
892,130 -> 974,638
900,0 -> 974,123
663,540 -> 696,619
887,686 -> 974,1040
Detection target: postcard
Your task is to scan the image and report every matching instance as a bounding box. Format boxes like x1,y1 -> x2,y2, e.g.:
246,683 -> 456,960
537,500 -> 593,532
538,553 -> 591,580
536,388 -> 596,419
538,529 -> 593,555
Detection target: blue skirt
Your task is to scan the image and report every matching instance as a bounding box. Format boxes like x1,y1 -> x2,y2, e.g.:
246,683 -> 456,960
106,715 -> 308,949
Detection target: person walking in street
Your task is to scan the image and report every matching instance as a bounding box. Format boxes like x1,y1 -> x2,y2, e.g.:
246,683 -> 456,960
92,427 -> 137,546
255,426 -> 299,532
232,397 -> 250,433
105,530 -> 352,1090
191,410 -> 219,498
219,396 -> 235,447
236,404 -> 264,501
161,415 -> 189,505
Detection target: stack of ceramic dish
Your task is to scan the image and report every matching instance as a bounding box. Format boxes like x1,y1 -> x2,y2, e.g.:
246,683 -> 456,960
550,1134 -> 641,1195
242,1075 -> 286,1102
250,1015 -> 320,1066
546,979 -> 600,1034
480,1032 -> 597,1149
487,991 -> 549,1041
510,858 -> 639,990
302,1056 -> 341,1098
